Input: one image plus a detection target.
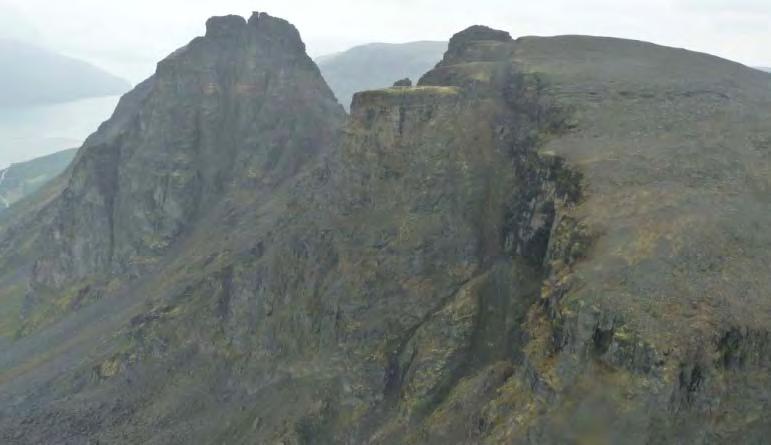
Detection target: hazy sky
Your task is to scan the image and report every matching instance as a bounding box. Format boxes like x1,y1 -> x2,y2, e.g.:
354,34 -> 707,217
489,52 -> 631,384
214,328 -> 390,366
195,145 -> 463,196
1,0 -> 769,83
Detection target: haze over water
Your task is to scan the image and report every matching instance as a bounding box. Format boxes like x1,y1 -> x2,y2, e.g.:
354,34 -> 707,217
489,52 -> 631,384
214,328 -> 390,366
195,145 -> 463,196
0,95 -> 119,169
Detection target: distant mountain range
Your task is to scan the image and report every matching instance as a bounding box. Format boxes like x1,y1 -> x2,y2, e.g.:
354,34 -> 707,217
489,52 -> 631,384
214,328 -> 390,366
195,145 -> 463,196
317,41 -> 447,109
0,148 -> 75,212
0,39 -> 130,107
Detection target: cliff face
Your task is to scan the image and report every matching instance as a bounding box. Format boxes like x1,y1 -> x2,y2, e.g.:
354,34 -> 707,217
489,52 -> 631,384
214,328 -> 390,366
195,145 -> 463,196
0,13 -> 344,336
0,15 -> 770,445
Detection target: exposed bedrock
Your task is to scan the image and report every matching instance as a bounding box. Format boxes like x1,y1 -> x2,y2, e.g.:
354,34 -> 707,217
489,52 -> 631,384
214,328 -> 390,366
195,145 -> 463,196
1,14 -> 770,445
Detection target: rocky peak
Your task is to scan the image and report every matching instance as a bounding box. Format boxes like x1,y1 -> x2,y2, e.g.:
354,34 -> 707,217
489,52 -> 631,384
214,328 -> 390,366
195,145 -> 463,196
204,13 -> 306,53
204,14 -> 247,38
419,25 -> 515,87
448,25 -> 512,50
248,12 -> 306,52
20,12 -> 344,318
441,25 -> 513,63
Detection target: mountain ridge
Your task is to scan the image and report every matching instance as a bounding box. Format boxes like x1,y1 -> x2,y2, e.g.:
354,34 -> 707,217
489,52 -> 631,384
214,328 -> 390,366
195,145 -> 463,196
0,14 -> 769,444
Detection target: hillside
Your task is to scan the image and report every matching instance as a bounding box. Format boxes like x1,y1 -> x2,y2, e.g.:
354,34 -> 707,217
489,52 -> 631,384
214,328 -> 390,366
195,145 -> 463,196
317,41 -> 447,109
0,148 -> 76,212
0,39 -> 130,106
0,14 -> 769,444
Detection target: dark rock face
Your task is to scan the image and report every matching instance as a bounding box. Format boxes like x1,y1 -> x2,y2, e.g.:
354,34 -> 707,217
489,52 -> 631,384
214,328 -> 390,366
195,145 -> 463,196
1,14 -> 771,445
437,25 -> 513,67
450,25 -> 512,47
392,77 -> 413,87
11,12 -> 343,331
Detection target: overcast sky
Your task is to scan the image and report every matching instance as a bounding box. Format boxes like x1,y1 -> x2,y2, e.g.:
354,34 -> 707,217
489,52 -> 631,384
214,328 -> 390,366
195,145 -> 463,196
1,0 -> 769,83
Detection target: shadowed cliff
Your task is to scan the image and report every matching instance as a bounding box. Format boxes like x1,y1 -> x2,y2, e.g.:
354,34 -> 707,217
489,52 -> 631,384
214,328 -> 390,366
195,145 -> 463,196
0,14 -> 769,445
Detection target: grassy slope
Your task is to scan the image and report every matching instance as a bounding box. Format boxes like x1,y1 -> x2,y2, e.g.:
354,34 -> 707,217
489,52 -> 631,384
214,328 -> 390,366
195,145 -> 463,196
515,35 -> 771,340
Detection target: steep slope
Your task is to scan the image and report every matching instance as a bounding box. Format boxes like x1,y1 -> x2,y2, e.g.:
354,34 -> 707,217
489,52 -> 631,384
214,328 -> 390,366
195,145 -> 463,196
0,39 -> 130,106
0,11 -> 343,359
317,41 -> 447,109
0,15 -> 770,445
0,148 -> 76,213
476,35 -> 771,444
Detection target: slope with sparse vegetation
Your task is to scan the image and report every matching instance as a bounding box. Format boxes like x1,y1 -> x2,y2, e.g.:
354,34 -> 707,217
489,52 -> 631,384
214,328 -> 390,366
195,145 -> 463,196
0,13 -> 769,445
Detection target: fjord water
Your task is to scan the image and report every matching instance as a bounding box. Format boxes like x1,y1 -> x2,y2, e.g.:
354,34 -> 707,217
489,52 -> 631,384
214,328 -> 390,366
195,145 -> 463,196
0,95 -> 120,169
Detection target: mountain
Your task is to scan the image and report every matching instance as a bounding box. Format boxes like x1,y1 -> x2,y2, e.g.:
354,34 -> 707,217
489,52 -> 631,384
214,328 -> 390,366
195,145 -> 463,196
0,39 -> 130,106
757,67 -> 771,72
1,14 -> 770,444
0,148 -> 76,212
317,41 -> 447,109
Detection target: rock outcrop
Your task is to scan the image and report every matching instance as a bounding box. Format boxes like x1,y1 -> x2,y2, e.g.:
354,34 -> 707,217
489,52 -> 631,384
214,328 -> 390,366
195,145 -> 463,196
0,13 -> 770,445
0,12 -> 343,337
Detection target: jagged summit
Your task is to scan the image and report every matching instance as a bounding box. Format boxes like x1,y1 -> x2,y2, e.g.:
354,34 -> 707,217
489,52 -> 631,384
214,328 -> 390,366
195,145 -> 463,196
204,12 -> 307,52
204,14 -> 246,37
1,12 -> 771,445
0,11 -> 343,327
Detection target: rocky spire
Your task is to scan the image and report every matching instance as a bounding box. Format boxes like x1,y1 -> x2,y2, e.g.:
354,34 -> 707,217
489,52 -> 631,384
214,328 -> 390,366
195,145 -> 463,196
204,12 -> 307,53
204,14 -> 247,38
26,12 -> 344,294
